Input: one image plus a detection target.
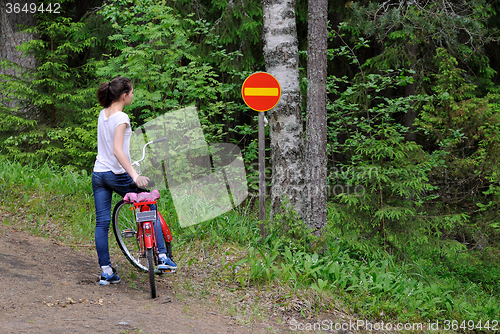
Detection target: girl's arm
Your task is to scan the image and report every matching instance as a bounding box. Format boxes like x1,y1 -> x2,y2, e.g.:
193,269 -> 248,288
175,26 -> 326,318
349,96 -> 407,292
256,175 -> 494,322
114,123 -> 150,187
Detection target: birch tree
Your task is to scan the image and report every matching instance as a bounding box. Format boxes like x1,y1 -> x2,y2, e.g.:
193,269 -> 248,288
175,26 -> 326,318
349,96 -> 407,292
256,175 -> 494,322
262,0 -> 305,220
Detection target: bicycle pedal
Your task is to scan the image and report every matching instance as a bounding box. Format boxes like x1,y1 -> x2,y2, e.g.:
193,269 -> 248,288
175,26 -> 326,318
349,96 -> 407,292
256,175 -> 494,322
159,268 -> 176,273
121,229 -> 136,238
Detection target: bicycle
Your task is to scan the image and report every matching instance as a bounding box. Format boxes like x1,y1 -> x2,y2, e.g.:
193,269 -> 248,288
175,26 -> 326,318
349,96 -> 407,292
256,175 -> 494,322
111,137 -> 174,299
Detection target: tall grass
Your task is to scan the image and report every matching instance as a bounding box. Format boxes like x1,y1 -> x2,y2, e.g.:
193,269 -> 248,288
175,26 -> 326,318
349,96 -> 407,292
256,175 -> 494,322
0,159 -> 91,195
0,158 -> 95,243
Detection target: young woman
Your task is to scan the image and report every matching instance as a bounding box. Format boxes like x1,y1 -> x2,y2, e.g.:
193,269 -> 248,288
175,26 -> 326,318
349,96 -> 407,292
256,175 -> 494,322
93,77 -> 176,285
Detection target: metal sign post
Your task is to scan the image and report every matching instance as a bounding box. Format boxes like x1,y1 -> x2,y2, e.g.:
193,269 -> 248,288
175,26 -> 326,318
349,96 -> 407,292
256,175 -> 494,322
241,72 -> 281,232
258,111 -> 266,222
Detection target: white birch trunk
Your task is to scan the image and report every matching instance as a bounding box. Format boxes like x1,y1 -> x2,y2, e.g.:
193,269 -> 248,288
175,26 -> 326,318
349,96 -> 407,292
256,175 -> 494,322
262,0 -> 305,220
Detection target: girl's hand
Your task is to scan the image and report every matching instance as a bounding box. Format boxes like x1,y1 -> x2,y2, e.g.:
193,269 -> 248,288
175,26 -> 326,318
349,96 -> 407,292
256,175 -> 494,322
134,175 -> 150,188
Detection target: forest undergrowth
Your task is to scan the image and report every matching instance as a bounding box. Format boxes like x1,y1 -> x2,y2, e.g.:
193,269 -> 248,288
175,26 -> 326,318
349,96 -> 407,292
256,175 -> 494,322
1,159 -> 499,333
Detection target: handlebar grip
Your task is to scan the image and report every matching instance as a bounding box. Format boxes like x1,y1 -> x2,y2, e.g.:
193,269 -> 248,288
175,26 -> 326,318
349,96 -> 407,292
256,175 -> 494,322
151,137 -> 167,144
130,180 -> 156,190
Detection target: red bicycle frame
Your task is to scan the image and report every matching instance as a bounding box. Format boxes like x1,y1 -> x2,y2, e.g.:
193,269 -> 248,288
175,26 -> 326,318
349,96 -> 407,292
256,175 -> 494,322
132,200 -> 172,258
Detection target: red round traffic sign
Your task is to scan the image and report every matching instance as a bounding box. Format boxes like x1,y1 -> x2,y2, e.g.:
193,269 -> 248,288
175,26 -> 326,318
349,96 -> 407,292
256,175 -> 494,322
241,72 -> 281,112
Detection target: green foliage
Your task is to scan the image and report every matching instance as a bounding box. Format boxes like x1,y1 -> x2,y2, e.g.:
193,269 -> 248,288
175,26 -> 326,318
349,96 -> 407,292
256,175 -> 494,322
265,196 -> 318,253
168,188 -> 499,322
0,0 -> 104,170
148,0 -> 266,160
347,0 -> 493,48
418,49 -> 500,214
97,0 -> 217,113
98,0 -> 263,183
327,31 -> 500,300
0,0 -> 257,170
234,236 -> 500,321
96,0 -> 250,147
327,39 -> 450,257
343,0 -> 498,97
414,48 -> 500,292
346,0 -> 495,53
160,0 -> 263,72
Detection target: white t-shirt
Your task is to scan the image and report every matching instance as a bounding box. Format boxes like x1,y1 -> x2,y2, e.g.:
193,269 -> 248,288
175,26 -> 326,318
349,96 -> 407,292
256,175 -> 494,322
93,109 -> 132,174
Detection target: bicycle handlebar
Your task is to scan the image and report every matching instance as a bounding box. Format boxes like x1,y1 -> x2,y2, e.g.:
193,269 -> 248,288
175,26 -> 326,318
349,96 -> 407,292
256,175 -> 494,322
151,137 -> 167,144
130,180 -> 156,190
132,137 -> 168,168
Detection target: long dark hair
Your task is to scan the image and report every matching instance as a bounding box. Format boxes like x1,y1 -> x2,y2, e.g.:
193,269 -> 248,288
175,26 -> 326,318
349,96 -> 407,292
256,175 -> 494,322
97,77 -> 133,108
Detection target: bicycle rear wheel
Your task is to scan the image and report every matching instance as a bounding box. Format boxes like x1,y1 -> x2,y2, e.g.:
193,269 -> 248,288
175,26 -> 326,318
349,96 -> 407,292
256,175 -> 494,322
112,199 -> 148,272
146,248 -> 156,298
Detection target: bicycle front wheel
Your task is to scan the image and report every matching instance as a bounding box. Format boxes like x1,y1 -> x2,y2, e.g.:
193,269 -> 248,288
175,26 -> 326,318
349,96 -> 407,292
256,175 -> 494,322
112,199 -> 148,272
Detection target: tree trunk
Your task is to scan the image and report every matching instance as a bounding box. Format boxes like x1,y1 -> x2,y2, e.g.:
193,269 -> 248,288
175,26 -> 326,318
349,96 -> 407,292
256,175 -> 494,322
0,0 -> 37,110
262,0 -> 305,220
304,0 -> 328,234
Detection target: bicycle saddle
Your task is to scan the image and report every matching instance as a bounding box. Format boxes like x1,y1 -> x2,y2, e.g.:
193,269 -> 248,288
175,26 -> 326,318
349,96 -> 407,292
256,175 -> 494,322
123,190 -> 160,203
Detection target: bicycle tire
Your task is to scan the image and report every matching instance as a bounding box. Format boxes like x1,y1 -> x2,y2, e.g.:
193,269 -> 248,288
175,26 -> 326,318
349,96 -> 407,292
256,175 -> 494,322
146,248 -> 156,298
112,199 -> 148,272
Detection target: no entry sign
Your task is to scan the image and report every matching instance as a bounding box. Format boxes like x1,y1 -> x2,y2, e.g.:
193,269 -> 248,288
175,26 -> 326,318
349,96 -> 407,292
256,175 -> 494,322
241,72 -> 281,112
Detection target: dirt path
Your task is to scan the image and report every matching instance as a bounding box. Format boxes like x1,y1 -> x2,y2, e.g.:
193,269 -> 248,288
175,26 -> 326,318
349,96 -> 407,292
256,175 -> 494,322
0,224 -> 294,334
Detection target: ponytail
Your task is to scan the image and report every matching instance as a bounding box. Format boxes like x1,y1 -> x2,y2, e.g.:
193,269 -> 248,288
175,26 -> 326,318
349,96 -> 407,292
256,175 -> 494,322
97,77 -> 133,108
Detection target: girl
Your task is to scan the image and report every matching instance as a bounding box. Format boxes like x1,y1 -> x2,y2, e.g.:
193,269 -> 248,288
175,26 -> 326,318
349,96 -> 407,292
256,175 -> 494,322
93,77 -> 176,285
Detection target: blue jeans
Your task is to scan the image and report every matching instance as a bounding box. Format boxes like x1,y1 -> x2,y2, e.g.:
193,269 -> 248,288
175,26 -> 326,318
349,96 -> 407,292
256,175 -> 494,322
92,171 -> 167,267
